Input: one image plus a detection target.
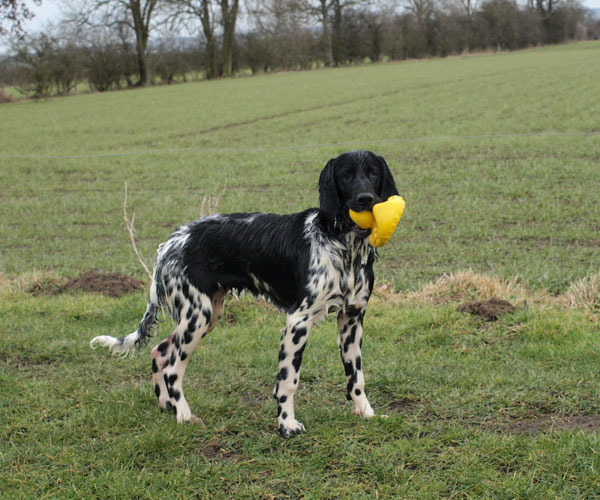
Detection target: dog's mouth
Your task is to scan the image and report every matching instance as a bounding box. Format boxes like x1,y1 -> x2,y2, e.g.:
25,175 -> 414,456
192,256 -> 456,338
351,224 -> 371,238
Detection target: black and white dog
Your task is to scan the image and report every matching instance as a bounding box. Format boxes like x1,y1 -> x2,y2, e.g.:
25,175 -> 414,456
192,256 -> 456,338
91,150 -> 399,437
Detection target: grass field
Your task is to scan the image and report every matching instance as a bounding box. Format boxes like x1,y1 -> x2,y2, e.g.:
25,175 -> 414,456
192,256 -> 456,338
1,42 -> 600,498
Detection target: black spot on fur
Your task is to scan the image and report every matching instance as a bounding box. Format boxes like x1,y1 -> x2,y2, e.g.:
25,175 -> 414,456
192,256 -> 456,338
188,314 -> 198,332
343,325 -> 358,353
180,351 -> 188,361
292,326 -> 307,345
277,405 -> 282,416
279,348 -> 287,361
355,389 -> 361,396
168,374 -> 178,385
282,411 -> 288,420
154,384 -> 160,398
202,308 -> 212,325
157,340 -> 169,356
346,380 -> 354,398
279,395 -> 287,403
173,389 -> 181,401
166,401 -> 177,415
355,356 -> 362,371
152,358 -> 158,373
278,367 -> 288,380
344,360 -> 353,377
292,344 -> 306,372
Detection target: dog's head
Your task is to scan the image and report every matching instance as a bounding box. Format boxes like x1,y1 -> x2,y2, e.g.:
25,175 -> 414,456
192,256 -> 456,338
319,150 -> 399,237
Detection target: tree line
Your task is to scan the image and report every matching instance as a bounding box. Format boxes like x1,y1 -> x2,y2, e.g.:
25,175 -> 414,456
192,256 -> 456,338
1,0 -> 598,98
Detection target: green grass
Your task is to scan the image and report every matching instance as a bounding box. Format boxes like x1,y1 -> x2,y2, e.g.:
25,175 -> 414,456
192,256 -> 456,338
2,42 -> 600,291
2,42 -> 600,498
2,293 -> 600,498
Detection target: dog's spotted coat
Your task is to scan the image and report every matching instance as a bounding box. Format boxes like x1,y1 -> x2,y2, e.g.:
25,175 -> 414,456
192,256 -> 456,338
91,150 -> 399,437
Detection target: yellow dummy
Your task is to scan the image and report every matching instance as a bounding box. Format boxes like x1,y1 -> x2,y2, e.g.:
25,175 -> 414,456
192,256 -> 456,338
349,195 -> 406,247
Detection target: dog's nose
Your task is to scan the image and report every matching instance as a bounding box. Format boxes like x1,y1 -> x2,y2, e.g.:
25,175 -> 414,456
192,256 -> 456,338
356,193 -> 375,208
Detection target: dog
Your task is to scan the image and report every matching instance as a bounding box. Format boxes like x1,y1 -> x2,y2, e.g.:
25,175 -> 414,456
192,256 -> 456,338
91,150 -> 399,437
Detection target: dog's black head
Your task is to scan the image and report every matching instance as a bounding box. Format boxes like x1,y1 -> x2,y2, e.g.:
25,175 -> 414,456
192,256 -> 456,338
319,150 -> 399,237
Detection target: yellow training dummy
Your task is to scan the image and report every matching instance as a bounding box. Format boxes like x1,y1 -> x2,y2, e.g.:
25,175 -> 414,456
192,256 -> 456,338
349,195 -> 406,247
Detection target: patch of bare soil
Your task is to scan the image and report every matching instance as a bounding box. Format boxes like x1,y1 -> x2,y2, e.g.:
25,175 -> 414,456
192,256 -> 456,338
386,397 -> 420,413
199,440 -> 240,462
457,297 -> 515,321
48,270 -> 146,298
501,415 -> 600,435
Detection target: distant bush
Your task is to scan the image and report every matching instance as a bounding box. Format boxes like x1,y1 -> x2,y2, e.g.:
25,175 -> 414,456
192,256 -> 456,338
84,43 -> 137,91
0,89 -> 14,103
150,42 -> 202,84
13,34 -> 81,98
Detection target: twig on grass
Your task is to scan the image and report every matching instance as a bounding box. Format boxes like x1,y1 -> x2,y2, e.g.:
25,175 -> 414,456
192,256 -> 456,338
123,182 -> 152,281
200,181 -> 226,218
200,194 -> 220,218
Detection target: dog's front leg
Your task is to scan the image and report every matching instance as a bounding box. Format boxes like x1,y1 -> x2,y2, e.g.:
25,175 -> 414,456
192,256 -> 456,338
338,308 -> 375,418
274,310 -> 314,438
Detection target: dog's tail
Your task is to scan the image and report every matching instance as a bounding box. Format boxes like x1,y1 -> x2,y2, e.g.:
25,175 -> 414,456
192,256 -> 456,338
90,282 -> 161,357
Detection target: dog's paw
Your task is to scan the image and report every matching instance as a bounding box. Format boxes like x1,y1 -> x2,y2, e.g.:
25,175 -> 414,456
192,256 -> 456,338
279,419 -> 306,439
354,403 -> 375,418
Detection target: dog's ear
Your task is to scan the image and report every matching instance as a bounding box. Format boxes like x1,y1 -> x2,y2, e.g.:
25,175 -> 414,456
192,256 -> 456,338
319,158 -> 341,219
376,155 -> 399,199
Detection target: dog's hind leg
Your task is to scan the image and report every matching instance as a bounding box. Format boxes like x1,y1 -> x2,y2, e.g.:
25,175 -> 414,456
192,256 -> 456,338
338,307 -> 375,418
153,286 -> 226,423
151,331 -> 176,411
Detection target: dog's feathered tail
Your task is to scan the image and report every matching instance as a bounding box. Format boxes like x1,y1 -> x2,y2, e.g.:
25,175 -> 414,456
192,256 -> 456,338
90,282 -> 161,357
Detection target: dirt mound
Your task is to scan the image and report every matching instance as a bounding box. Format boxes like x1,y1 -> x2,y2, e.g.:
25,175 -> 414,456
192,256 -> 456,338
457,297 -> 515,321
54,270 -> 146,298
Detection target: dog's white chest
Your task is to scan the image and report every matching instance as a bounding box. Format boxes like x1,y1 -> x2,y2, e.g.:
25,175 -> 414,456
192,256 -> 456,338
305,233 -> 371,313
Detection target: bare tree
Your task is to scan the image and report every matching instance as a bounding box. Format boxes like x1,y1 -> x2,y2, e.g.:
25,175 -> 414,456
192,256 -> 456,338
219,0 -> 238,76
405,0 -> 435,25
295,0 -> 369,67
166,0 -> 238,78
166,0 -> 218,78
531,0 -> 561,15
293,0 -> 334,66
67,0 -> 162,85
245,0 -> 317,71
1,0 -> 41,37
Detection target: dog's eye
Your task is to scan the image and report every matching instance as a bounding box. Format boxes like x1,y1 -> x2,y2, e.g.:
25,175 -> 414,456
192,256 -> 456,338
343,171 -> 354,181
367,168 -> 379,178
